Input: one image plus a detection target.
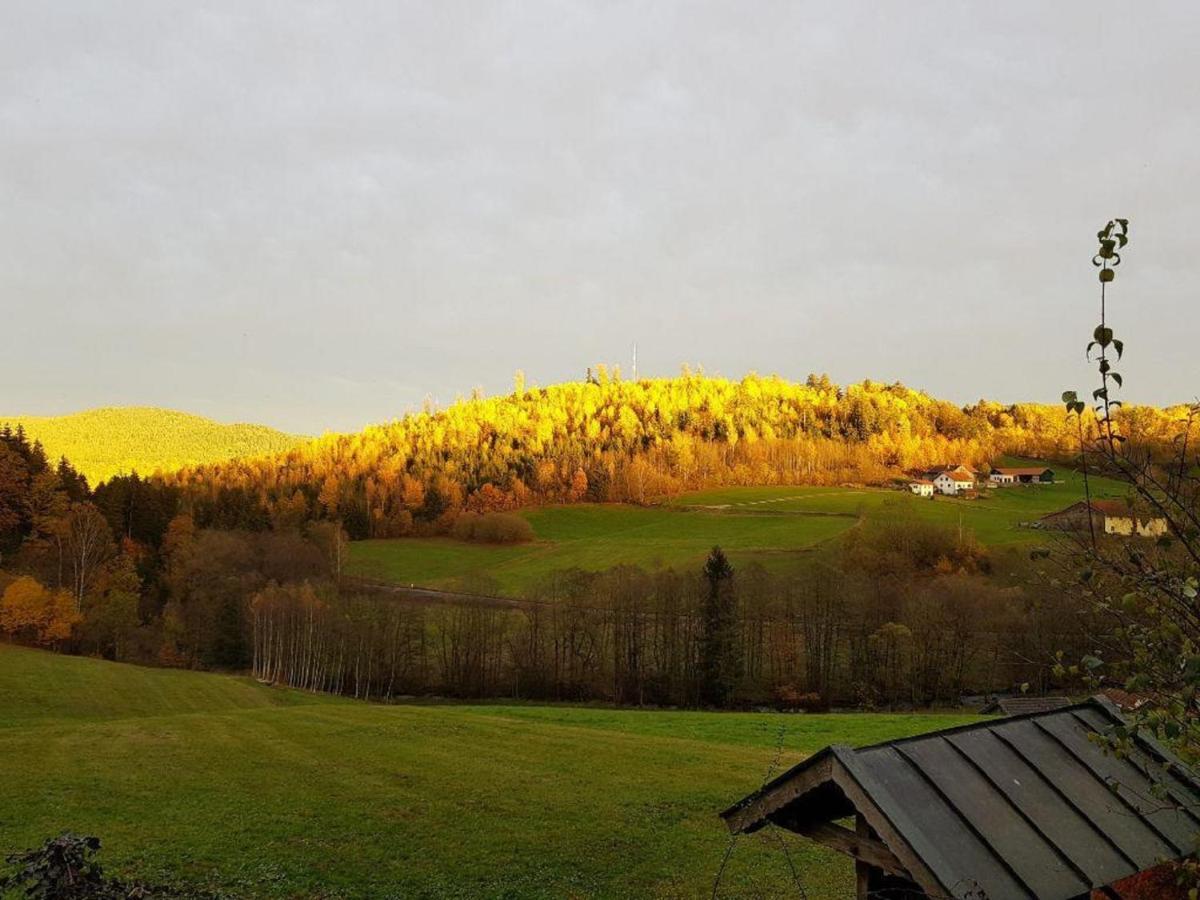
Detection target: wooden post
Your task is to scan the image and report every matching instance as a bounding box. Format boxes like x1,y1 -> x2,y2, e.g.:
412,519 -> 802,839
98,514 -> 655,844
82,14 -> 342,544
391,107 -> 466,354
855,814 -> 871,900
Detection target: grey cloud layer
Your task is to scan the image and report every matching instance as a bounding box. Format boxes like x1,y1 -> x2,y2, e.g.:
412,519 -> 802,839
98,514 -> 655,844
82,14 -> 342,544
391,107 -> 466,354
2,1 -> 1197,432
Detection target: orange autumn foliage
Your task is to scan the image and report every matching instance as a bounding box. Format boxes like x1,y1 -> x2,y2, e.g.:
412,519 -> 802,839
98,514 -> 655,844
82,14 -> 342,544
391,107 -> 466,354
0,576 -> 81,645
161,372 -> 1196,538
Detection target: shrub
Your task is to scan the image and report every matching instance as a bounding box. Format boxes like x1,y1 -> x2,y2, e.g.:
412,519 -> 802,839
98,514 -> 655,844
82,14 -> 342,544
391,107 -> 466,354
451,512 -> 534,544
772,684 -> 828,711
0,833 -> 207,899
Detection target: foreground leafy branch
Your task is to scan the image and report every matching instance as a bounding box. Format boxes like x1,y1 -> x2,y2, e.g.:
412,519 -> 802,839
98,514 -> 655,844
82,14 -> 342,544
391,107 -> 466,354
1060,220 -> 1200,766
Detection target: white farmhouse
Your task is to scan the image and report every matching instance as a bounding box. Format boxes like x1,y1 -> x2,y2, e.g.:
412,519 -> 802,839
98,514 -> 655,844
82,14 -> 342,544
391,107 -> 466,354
933,471 -> 974,495
909,479 -> 935,497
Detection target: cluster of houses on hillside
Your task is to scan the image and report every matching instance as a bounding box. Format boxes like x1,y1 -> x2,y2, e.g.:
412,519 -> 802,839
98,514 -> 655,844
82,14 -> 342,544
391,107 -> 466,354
906,463 -> 1168,538
907,463 -> 1054,498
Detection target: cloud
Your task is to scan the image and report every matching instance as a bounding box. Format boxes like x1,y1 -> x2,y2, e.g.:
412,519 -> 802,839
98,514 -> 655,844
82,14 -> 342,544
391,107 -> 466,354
1,1 -> 1197,432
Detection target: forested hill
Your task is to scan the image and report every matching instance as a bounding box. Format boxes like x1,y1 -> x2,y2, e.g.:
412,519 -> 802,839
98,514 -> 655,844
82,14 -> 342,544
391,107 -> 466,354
1,407 -> 305,484
164,372 -> 1192,539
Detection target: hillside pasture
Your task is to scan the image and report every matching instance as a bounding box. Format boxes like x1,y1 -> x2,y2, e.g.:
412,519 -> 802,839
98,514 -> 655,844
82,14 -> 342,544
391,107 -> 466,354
0,644 -> 980,898
350,461 -> 1127,595
351,502 -> 856,595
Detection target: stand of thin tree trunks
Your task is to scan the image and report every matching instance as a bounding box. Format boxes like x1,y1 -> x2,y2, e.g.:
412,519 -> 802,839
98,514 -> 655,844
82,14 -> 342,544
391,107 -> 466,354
249,561 -> 1102,708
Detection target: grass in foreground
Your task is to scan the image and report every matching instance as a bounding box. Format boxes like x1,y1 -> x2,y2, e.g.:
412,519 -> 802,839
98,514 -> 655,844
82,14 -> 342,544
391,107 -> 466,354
0,644 -> 979,898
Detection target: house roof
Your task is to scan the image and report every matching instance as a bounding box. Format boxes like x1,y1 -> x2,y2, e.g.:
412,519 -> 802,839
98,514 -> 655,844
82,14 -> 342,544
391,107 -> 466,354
928,464 -> 976,475
980,695 -> 1072,716
721,697 -> 1200,900
1041,499 -> 1134,520
910,479 -> 935,486
1102,687 -> 1153,712
991,467 -> 1053,476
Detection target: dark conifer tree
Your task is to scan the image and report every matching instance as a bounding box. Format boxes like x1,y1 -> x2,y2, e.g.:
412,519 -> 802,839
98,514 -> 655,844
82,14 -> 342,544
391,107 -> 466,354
699,546 -> 738,707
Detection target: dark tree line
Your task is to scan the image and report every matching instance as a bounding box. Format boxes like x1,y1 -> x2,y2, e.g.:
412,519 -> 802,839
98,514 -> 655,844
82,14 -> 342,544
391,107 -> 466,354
249,539 -> 1104,709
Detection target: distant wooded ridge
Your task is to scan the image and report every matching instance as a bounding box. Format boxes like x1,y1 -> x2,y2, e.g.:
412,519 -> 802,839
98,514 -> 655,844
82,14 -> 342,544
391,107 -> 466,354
0,407 -> 306,484
152,372 -> 1192,539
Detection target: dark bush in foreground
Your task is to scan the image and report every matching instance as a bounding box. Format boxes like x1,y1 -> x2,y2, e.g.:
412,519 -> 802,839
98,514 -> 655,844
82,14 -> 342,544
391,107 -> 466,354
0,834 -> 203,899
451,512 -> 535,544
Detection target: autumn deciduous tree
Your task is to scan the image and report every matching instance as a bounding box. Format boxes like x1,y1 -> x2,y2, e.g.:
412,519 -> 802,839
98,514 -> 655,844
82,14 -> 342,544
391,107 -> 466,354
62,502 -> 114,610
309,520 -> 350,582
0,445 -> 28,553
0,576 -> 80,646
81,554 -> 141,659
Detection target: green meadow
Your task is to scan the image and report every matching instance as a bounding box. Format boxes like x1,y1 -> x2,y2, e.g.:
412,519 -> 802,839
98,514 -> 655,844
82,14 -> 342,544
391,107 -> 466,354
350,502 -> 854,595
349,461 -> 1127,596
0,644 -> 979,898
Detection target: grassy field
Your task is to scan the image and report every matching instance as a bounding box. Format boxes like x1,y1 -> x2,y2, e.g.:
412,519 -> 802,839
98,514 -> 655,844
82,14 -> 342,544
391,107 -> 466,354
0,644 -> 980,898
349,460 -> 1127,596
351,502 -> 855,595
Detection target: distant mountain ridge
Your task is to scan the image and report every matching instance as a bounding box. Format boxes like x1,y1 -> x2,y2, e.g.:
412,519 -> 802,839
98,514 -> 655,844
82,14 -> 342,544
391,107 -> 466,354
0,407 -> 307,484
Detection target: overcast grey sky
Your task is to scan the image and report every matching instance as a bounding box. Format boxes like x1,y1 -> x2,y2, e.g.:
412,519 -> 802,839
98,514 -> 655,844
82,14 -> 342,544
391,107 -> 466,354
2,2 -> 1197,434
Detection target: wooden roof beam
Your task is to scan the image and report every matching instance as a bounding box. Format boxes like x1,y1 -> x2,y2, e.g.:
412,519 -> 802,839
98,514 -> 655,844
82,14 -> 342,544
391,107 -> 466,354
789,820 -> 912,880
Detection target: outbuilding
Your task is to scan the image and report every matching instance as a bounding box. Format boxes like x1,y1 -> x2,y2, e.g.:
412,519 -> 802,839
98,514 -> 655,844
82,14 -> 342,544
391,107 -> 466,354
1041,500 -> 1168,538
721,697 -> 1200,899
979,694 -> 1071,716
989,466 -> 1054,485
908,479 -> 935,498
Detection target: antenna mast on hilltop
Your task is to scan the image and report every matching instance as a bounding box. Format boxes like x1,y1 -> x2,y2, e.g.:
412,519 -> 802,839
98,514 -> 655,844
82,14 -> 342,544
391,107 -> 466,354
632,343 -> 637,381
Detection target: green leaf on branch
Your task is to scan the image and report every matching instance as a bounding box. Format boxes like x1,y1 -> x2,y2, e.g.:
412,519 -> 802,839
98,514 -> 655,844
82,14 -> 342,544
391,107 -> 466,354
1113,339 -> 1123,359
1094,326 -> 1113,347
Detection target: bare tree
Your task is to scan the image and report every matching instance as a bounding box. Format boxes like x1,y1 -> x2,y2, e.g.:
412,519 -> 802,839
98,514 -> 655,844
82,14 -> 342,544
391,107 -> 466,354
62,502 -> 114,611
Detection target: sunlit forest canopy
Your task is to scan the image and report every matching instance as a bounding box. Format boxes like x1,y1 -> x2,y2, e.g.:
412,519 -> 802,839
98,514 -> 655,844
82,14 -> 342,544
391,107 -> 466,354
0,407 -> 306,484
162,372 -> 1194,538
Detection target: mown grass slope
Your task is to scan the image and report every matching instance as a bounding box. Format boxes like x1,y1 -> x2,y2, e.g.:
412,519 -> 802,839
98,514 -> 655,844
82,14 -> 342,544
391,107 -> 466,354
0,407 -> 305,484
350,502 -> 855,595
0,644 -> 979,898
350,460 -> 1128,596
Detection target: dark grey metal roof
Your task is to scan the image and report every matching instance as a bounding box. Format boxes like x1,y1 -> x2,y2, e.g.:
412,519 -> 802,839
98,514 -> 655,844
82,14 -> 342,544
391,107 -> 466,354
979,696 -> 1072,717
722,697 -> 1200,899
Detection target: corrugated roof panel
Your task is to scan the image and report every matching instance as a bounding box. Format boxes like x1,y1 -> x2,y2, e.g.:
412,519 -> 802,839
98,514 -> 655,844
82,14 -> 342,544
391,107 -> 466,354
995,696 -> 1071,716
853,745 -> 1033,899
993,718 -> 1177,868
895,736 -> 1090,898
1034,713 -> 1197,854
1071,706 -> 1200,819
946,728 -> 1134,886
